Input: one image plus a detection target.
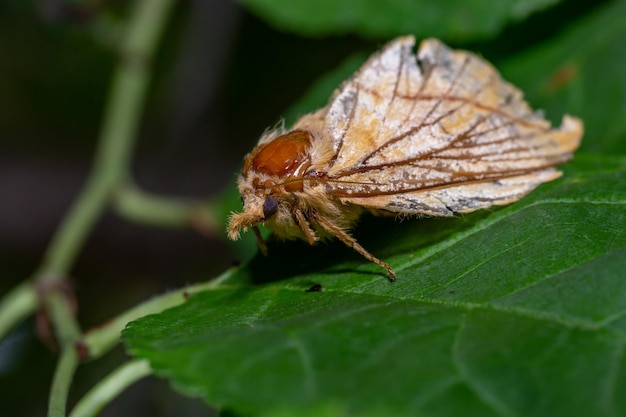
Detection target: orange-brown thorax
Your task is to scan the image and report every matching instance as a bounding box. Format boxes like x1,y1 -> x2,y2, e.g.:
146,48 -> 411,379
244,130 -> 313,192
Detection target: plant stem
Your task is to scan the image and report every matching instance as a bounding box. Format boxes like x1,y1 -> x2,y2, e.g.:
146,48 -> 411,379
112,182 -> 220,232
82,269 -> 234,360
48,344 -> 80,417
0,282 -> 37,340
47,290 -> 83,417
69,360 -> 152,417
42,0 -> 177,416
38,0 -> 176,282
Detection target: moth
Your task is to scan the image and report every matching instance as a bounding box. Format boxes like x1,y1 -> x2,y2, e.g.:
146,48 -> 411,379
227,36 -> 583,281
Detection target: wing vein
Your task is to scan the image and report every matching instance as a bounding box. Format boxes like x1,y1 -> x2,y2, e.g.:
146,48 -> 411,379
359,55 -> 472,165
327,84 -> 360,168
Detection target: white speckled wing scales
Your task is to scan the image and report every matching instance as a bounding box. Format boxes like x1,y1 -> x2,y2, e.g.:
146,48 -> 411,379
322,36 -> 583,216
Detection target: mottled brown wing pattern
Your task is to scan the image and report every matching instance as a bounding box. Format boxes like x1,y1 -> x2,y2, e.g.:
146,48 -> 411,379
321,37 -> 582,215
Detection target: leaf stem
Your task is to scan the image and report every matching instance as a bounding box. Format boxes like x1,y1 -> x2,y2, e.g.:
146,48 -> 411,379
38,0 -> 177,282
48,344 -> 80,417
82,269 -> 235,360
112,182 -> 220,233
42,0 -> 177,415
0,282 -> 37,340
69,360 -> 152,417
46,290 -> 83,417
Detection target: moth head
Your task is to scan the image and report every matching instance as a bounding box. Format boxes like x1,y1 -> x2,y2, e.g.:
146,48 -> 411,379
226,191 -> 281,240
227,129 -> 313,241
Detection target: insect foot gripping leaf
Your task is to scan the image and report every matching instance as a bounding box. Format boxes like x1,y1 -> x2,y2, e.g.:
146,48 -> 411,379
227,36 -> 583,282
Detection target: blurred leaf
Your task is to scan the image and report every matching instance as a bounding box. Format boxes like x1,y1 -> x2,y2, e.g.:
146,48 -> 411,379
236,0 -> 563,40
499,0 -> 626,154
124,154 -> 626,417
282,52 -> 367,125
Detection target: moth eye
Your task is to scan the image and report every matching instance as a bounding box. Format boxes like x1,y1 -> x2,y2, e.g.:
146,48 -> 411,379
262,197 -> 279,219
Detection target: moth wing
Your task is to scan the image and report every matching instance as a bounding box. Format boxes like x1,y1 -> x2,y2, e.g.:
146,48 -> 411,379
342,170 -> 560,216
321,36 -> 582,215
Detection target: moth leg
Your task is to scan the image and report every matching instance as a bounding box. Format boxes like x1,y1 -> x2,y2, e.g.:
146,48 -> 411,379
312,213 -> 396,282
294,207 -> 318,245
252,226 -> 268,256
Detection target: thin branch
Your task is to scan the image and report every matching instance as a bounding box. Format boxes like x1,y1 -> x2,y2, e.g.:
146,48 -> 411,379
38,0 -> 177,282
46,290 -> 83,417
48,345 -> 80,417
112,182 -> 221,233
0,282 -> 37,340
69,360 -> 152,417
43,0 -> 177,415
47,291 -> 82,347
81,269 -> 235,360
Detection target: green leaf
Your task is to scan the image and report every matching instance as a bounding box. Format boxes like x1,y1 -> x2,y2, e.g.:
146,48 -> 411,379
282,53 -> 367,126
498,0 -> 626,154
124,154 -> 626,417
236,0 -> 562,40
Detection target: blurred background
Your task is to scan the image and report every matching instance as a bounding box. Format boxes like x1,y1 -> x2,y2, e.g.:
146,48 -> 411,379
0,0 -> 620,415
